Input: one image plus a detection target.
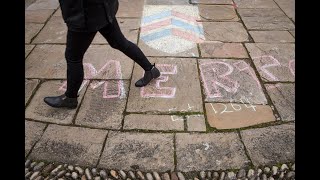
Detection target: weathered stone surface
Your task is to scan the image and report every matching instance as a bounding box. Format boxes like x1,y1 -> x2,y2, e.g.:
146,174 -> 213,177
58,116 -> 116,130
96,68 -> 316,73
25,120 -> 46,156
199,42 -> 248,58
25,45 -> 134,80
145,0 -> 190,5
202,22 -> 249,42
205,103 -> 275,129
234,0 -> 278,8
240,123 -> 295,166
289,30 -> 295,37
198,59 -> 267,104
25,9 -> 54,23
249,31 -> 294,43
190,0 -> 233,4
26,0 -> 37,9
123,114 -> 184,131
176,132 -> 249,171
186,115 -> 206,132
25,23 -> 44,44
245,43 -> 295,82
238,9 -> 295,30
274,0 -> 295,22
198,5 -> 238,21
25,79 -> 40,105
25,80 -> 87,124
265,83 -> 295,121
29,124 -> 108,166
25,45 -> 35,58
75,80 -> 129,129
138,5 -> 202,57
117,0 -> 144,17
26,0 -> 59,11
99,131 -> 174,171
127,58 -> 203,113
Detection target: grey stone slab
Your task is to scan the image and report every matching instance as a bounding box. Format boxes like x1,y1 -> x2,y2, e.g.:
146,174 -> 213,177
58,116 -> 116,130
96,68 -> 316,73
240,123 -> 295,166
238,8 -> 295,30
198,5 -> 239,21
249,31 -> 294,43
127,58 -> 203,113
274,0 -> 295,22
199,59 -> 267,104
26,0 -> 59,10
99,131 -> 174,171
25,23 -> 44,44
25,79 -> 40,105
25,9 -> 54,23
117,0 -> 145,17
190,0 -> 233,4
186,115 -> 206,132
75,80 -> 129,129
265,83 -> 295,121
25,80 -> 87,124
245,43 -> 295,82
202,22 -> 249,42
25,45 -> 134,80
25,120 -> 46,157
199,42 -> 248,58
234,0 -> 278,8
25,45 -> 35,58
124,114 -> 185,131
29,124 -> 108,166
145,0 -> 190,5
176,132 -> 249,171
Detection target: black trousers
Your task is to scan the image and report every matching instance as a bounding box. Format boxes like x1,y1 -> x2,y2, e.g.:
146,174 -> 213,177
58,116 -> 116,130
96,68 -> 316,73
65,19 -> 152,98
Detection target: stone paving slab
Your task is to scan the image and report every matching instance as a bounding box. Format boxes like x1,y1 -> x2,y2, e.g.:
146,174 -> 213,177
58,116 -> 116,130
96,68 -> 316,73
198,59 -> 267,104
202,22 -> 249,42
25,120 -> 46,157
123,114 -> 185,131
198,5 -> 239,21
145,0 -> 190,5
186,115 -> 206,132
274,0 -> 295,22
25,45 -> 134,80
75,80 -> 129,130
25,79 -> 40,106
245,43 -> 295,82
33,16 -> 139,44
117,0 -> 145,18
138,5 -> 203,57
25,45 -> 35,58
26,0 -> 59,11
176,132 -> 249,171
99,131 -> 174,171
190,0 -> 233,4
205,103 -> 275,129
25,9 -> 54,23
289,30 -> 295,37
233,0 -> 278,8
25,23 -> 44,44
199,42 -> 248,58
240,123 -> 295,166
29,124 -> 108,166
25,80 -> 87,124
127,58 -> 203,113
265,83 -> 295,121
53,8 -> 61,16
238,8 -> 295,30
249,31 -> 295,43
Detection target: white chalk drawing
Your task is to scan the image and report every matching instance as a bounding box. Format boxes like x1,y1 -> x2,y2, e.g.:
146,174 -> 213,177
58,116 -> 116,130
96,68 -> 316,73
59,60 -> 126,99
171,115 -> 184,122
233,61 -> 261,88
199,61 -> 240,98
209,96 -> 257,114
252,55 -> 281,81
141,64 -> 177,98
203,143 -> 209,150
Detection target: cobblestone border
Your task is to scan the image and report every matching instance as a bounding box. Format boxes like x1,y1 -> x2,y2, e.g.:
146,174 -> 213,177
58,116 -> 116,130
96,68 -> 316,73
25,159 -> 295,180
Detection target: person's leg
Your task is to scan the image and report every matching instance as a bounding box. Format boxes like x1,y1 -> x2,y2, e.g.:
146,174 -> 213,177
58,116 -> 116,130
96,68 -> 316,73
44,30 -> 96,108
98,19 -> 160,87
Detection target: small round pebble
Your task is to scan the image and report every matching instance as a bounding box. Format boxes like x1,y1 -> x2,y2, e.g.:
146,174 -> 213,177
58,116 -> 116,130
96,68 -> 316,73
207,171 -> 211,179
30,171 -> 40,180
263,167 -> 270,174
137,171 -> 145,180
100,170 -> 107,179
57,170 -> 67,178
247,169 -> 254,178
286,171 -> 295,179
257,169 -> 262,176
153,171 -> 161,180
279,172 -> 284,178
91,168 -> 97,177
272,166 -> 278,175
219,172 -> 225,180
212,172 -> 219,178
33,162 -> 45,171
110,170 -> 119,179
68,165 -> 74,171
268,177 -> 274,180
162,173 -> 170,180
227,171 -> 235,179
94,177 -> 101,180
177,172 -> 185,180
262,174 -> 267,180
129,171 -> 136,179
119,170 -> 127,179
72,172 -> 79,179
75,167 -> 84,175
146,173 -> 153,180
281,164 -> 289,171
25,159 -> 31,168
200,171 -> 206,179
291,164 -> 295,171
237,169 -> 246,178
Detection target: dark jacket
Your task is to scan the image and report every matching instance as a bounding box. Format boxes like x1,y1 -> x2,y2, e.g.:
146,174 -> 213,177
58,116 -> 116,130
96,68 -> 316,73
58,0 -> 119,32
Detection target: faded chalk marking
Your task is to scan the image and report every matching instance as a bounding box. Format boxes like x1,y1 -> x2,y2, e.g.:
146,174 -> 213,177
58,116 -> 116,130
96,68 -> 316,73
233,61 -> 261,88
200,61 -> 239,98
203,143 -> 209,150
171,115 -> 184,121
252,55 -> 281,81
141,64 -> 177,98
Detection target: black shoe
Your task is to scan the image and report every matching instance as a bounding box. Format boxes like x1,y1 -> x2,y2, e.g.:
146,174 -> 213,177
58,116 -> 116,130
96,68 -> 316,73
43,94 -> 78,109
135,64 -> 161,87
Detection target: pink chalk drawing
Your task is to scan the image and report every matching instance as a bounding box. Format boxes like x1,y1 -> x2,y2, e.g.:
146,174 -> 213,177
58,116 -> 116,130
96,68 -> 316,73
233,61 -> 261,88
140,64 -> 177,98
58,60 -> 125,99
199,61 -> 239,98
252,55 -> 281,81
289,59 -> 295,76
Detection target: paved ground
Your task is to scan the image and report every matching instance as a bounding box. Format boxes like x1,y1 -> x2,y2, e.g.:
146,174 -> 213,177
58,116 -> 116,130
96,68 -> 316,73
25,0 -> 295,178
